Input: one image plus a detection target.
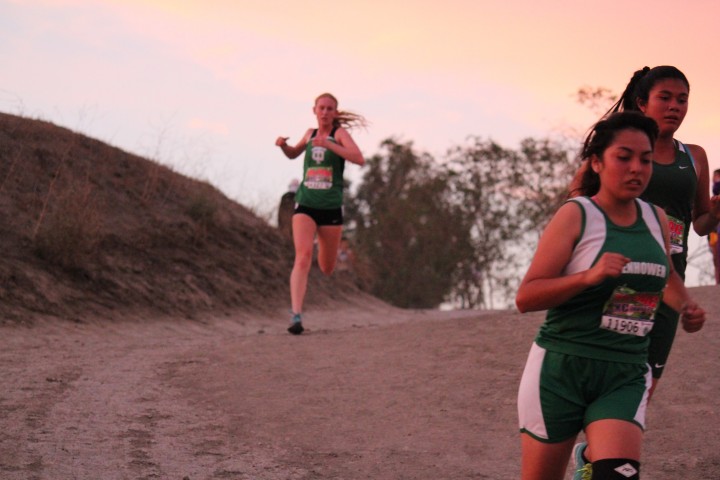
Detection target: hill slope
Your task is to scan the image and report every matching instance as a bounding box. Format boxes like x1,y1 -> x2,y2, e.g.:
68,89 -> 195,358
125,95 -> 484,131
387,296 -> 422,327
0,112 -> 362,323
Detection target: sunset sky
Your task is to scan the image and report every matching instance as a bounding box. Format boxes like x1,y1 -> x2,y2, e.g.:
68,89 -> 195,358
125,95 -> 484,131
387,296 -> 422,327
3,0 -> 720,282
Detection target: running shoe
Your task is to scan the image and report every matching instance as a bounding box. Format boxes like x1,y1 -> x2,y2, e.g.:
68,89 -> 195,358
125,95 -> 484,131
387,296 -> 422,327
288,313 -> 304,335
572,442 -> 592,480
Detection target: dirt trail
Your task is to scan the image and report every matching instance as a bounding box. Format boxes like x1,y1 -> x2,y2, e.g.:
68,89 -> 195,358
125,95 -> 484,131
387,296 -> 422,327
1,286 -> 719,479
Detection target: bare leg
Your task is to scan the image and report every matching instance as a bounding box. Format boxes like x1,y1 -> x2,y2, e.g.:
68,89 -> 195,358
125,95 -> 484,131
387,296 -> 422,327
290,214 -> 317,314
585,419 -> 642,462
316,225 -> 343,276
520,433 -> 575,480
647,377 -> 659,403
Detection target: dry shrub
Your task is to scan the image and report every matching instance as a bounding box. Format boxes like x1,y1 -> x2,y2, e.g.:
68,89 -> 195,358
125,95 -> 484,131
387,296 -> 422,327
185,189 -> 218,244
34,181 -> 103,269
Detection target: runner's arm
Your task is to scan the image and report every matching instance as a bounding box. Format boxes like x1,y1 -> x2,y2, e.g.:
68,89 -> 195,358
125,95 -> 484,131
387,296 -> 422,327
276,129 -> 312,159
313,127 -> 365,166
689,144 -> 720,235
655,206 -> 706,332
516,202 -> 629,312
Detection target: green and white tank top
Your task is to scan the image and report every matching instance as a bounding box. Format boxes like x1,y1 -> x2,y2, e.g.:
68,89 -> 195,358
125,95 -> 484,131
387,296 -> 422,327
536,197 -> 669,364
295,127 -> 346,210
640,140 -> 697,278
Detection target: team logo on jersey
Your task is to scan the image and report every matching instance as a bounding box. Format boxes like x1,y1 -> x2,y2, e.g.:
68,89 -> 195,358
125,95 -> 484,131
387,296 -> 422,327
311,146 -> 326,164
622,261 -> 667,278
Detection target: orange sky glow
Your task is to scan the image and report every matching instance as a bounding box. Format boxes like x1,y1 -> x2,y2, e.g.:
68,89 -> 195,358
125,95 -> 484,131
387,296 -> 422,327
4,0 -> 720,282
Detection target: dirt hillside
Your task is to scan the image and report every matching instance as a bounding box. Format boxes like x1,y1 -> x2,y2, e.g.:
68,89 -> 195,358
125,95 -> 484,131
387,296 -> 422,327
0,112 -> 365,325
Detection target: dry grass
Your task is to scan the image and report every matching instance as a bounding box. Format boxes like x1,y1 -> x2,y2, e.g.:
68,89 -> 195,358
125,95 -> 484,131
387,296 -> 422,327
33,178 -> 103,269
185,185 -> 219,244
0,111 -> 365,323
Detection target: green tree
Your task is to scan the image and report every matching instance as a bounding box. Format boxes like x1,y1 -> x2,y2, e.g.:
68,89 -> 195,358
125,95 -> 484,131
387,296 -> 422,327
445,136 -> 575,308
346,139 -> 473,308
347,135 -> 575,310
576,86 -> 618,116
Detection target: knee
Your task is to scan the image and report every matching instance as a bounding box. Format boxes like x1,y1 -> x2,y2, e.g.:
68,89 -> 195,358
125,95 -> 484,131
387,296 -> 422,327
318,262 -> 335,276
293,249 -> 313,271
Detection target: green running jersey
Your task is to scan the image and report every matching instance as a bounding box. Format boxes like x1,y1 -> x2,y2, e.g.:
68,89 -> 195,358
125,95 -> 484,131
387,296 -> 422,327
295,128 -> 346,210
640,141 -> 697,278
536,197 -> 669,364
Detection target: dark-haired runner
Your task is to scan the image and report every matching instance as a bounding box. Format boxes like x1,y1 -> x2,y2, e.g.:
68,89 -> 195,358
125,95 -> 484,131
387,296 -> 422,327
518,112 -> 705,480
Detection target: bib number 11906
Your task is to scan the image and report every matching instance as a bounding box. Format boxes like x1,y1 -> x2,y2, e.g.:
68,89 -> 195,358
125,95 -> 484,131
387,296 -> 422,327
600,286 -> 660,337
600,316 -> 652,337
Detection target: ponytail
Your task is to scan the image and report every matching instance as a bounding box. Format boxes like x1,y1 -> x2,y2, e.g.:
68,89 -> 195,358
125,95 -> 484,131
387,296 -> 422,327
606,67 -> 651,115
605,66 -> 689,117
315,93 -> 369,131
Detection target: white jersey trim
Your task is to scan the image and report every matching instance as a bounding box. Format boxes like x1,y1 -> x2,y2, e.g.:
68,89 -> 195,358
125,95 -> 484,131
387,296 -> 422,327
677,140 -> 697,175
563,197 -> 665,276
564,197 -> 605,275
637,200 -> 665,253
517,343 -> 548,439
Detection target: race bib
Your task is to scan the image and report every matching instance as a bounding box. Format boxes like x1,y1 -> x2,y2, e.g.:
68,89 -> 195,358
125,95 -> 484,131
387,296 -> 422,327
304,167 -> 333,190
667,215 -> 686,255
600,286 -> 661,337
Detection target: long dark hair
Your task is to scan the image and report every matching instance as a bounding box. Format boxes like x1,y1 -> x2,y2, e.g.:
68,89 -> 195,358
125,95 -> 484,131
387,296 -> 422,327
607,66 -> 689,114
575,112 -> 659,197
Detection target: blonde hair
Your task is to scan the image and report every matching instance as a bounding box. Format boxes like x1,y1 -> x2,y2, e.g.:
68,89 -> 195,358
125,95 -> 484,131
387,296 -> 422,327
315,92 -> 368,130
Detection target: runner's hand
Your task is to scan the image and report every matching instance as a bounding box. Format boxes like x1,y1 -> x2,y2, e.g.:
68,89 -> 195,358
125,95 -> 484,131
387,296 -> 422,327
709,195 -> 720,220
680,301 -> 705,333
276,136 -> 289,147
584,252 -> 631,286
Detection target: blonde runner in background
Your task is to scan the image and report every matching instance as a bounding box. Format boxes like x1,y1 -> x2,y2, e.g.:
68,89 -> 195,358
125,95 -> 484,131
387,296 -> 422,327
275,93 -> 367,334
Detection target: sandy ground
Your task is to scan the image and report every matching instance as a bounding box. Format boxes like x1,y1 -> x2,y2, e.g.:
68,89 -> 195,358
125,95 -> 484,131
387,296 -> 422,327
1,286 -> 719,480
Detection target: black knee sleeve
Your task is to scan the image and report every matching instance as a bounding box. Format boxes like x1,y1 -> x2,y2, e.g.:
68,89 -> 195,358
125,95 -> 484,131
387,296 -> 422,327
648,302 -> 679,379
592,458 -> 640,479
